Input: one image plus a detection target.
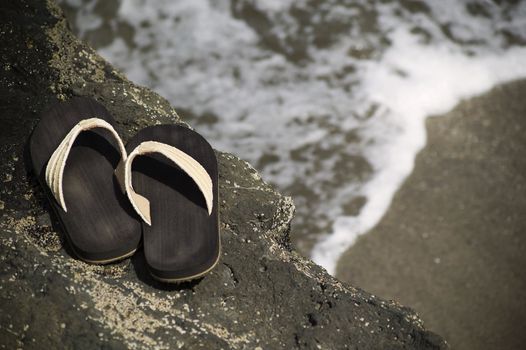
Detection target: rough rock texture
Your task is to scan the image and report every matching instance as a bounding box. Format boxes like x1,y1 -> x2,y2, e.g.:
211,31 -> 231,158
337,80 -> 526,350
0,1 -> 446,349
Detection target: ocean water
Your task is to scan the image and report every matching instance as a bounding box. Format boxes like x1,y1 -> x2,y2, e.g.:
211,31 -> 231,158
60,0 -> 526,274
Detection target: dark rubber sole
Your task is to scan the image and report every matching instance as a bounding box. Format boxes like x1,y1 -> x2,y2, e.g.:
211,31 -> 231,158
126,124 -> 220,282
29,97 -> 142,263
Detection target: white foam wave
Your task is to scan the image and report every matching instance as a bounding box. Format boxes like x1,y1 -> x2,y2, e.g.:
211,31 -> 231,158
312,28 -> 526,274
61,0 -> 526,275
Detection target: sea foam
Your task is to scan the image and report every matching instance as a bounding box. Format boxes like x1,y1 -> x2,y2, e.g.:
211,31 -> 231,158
61,0 -> 526,275
312,27 -> 526,274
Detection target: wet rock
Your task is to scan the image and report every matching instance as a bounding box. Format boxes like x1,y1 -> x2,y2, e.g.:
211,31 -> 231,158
0,1 -> 446,349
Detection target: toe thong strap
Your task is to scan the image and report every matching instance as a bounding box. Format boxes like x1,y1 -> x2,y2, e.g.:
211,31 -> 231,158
115,141 -> 213,226
45,117 -> 127,212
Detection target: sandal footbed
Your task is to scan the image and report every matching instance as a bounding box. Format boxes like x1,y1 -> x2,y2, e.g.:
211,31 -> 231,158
29,97 -> 141,262
126,124 -> 220,280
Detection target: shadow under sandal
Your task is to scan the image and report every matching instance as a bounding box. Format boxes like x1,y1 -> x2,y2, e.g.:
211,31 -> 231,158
29,97 -> 142,263
116,125 -> 220,283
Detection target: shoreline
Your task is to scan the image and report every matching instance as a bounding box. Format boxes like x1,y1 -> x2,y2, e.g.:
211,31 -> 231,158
336,79 -> 526,349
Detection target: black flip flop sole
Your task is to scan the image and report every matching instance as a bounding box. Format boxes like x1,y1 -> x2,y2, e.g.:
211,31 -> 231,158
29,97 -> 142,263
126,124 -> 220,282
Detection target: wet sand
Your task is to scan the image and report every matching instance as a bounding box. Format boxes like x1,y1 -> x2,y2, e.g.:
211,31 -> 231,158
337,80 -> 526,349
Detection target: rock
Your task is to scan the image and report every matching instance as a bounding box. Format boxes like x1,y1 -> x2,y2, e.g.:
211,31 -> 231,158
0,1 -> 446,349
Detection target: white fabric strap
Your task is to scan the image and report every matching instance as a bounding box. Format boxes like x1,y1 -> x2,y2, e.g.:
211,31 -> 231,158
115,141 -> 213,226
45,117 -> 127,212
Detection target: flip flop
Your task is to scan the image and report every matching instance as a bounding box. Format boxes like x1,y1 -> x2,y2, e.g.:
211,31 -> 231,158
29,97 -> 142,263
115,124 -> 220,282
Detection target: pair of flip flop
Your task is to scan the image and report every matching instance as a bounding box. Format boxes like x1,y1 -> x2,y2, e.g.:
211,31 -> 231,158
29,97 -> 220,282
